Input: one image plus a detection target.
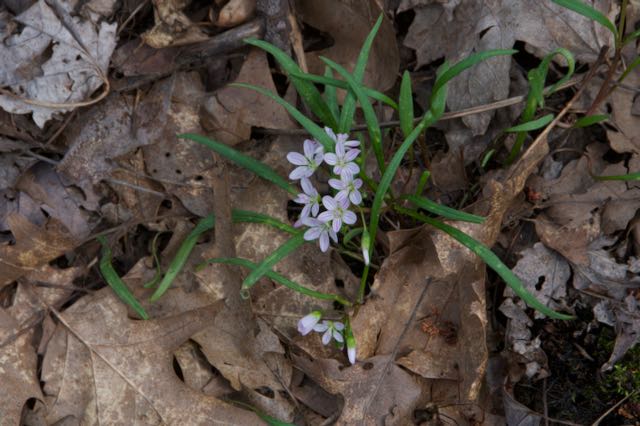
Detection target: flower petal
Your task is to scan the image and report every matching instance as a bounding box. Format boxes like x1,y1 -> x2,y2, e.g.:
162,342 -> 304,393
328,178 -> 344,190
290,166 -> 311,180
287,152 -> 308,166
324,153 -> 338,165
317,211 -> 333,223
344,148 -> 360,162
348,345 -> 356,365
322,329 -> 332,345
300,178 -> 315,195
322,195 -> 337,210
332,218 -> 342,233
303,140 -> 316,158
349,190 -> 362,205
304,227 -> 322,241
324,127 -> 338,142
333,322 -> 345,331
311,203 -> 320,217
343,210 -> 357,225
342,162 -> 360,177
319,232 -> 330,252
333,330 -> 344,343
313,321 -> 329,332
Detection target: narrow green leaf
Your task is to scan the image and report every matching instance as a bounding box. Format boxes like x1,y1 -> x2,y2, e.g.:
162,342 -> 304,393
321,56 -> 385,173
244,38 -> 338,129
179,133 -> 296,195
97,236 -> 149,320
150,214 -> 215,301
291,71 -> 398,110
343,227 -> 364,246
324,67 -> 340,121
551,0 -> 618,38
622,28 -> 640,46
242,232 -> 307,289
231,83 -> 336,151
505,114 -> 554,132
201,257 -> 351,306
573,114 -> 609,128
398,209 -> 573,320
542,48 -> 575,96
406,195 -> 485,224
593,171 -> 640,181
431,49 -> 517,98
399,71 -> 414,139
339,14 -> 383,133
414,170 -> 430,197
143,232 -> 165,288
619,56 -> 640,83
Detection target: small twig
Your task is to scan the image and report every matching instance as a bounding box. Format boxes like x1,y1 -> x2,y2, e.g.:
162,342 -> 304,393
543,378 -> 549,426
591,390 -> 638,426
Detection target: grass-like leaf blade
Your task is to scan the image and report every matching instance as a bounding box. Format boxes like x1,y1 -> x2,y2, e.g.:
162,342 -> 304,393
231,83 -> 336,151
505,114 -> 554,132
179,133 -> 296,195
399,71 -> 414,139
573,114 -> 609,128
232,209 -> 296,234
321,56 -> 385,173
551,0 -> 617,38
291,71 -> 398,110
593,171 -> 640,181
398,208 -> 573,320
202,257 -> 351,306
98,236 -> 149,319
244,38 -> 338,129
324,67 -> 340,120
242,232 -> 307,289
339,14 -> 383,133
406,195 -> 485,224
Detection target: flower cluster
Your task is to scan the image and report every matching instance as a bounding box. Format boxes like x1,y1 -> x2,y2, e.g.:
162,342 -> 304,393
288,128 -> 363,253
298,311 -> 356,364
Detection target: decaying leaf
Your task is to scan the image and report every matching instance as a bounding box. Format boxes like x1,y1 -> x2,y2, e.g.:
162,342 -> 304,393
605,71 -> 640,154
297,0 -> 400,93
40,288 -> 260,424
0,0 -> 117,127
403,0 -> 616,135
217,0 -> 256,27
142,0 -> 209,48
202,49 -> 297,146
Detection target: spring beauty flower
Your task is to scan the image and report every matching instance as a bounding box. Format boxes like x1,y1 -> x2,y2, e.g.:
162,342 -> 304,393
287,139 -> 324,180
297,310 -> 323,335
328,172 -> 363,205
346,332 -> 357,365
324,139 -> 360,178
317,195 -> 357,233
313,320 -> 345,345
324,127 -> 360,149
302,217 -> 338,252
294,178 -> 321,225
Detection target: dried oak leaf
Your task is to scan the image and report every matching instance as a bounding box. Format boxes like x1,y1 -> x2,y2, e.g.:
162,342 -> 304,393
142,0 -> 209,48
202,48 -> 297,146
403,0 -> 616,135
0,0 -> 116,127
606,70 -> 640,154
0,288 -> 43,424
296,0 -> 399,93
293,354 -> 423,425
0,213 -> 76,288
40,288 -> 260,424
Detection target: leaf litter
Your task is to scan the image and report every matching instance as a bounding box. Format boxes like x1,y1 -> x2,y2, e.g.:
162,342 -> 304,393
2,0 -> 640,424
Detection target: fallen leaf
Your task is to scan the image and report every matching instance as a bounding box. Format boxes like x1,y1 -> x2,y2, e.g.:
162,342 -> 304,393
217,0 -> 256,27
0,0 -> 116,127
297,0 -> 400,93
142,0 -> 209,48
293,354 -> 424,425
202,48 -> 297,146
597,295 -> 640,372
40,288 -> 261,424
506,242 -> 570,319
403,0 -> 616,135
0,213 -> 77,288
606,70 -> 640,154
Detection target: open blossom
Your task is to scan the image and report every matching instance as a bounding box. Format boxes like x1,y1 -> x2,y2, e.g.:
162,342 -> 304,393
318,195 -> 357,233
298,311 -> 322,335
325,127 -> 360,149
287,139 -> 324,180
294,178 -> 320,225
328,173 -> 363,205
302,217 -> 338,252
324,139 -> 360,178
313,320 -> 345,345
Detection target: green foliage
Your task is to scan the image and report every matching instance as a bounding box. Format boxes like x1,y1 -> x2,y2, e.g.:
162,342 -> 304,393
573,114 -> 609,128
97,236 -> 149,320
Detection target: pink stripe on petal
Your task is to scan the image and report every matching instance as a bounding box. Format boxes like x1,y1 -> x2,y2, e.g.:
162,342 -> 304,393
343,211 -> 357,225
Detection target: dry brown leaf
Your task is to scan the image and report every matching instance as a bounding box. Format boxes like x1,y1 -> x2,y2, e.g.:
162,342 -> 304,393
606,71 -> 640,154
0,0 -> 117,127
0,213 -> 76,288
217,0 -> 256,27
40,288 -> 261,424
140,72 -> 217,216
0,289 -> 43,424
293,354 -> 424,425
403,0 -> 616,135
142,0 -> 209,48
296,0 -> 399,93
202,49 -> 297,146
